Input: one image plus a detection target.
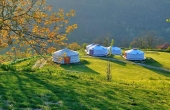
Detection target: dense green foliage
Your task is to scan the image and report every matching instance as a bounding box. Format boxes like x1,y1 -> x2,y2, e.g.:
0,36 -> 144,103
47,0 -> 170,46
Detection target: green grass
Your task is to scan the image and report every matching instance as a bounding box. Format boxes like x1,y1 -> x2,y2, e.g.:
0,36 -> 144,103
105,50 -> 170,70
0,56 -> 170,109
144,51 -> 170,69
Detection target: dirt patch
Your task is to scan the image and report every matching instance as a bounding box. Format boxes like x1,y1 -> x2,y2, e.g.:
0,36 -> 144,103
32,58 -> 47,69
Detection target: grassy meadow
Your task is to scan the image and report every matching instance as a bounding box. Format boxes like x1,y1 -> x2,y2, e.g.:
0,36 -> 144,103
111,50 -> 170,70
144,51 -> 170,69
0,51 -> 170,109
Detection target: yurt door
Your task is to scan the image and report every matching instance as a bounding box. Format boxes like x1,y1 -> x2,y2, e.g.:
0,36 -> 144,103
64,57 -> 70,64
89,50 -> 94,56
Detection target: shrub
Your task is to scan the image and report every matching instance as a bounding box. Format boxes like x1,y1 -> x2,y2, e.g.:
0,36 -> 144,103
166,46 -> 170,52
82,43 -> 87,49
0,64 -> 16,71
106,61 -> 112,81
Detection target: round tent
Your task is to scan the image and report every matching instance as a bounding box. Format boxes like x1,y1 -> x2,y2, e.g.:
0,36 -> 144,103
124,49 -> 145,60
52,48 -> 80,64
88,44 -> 108,56
86,43 -> 96,54
110,46 -> 122,55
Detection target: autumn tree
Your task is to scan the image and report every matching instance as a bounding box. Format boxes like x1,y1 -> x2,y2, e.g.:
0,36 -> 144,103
0,0 -> 77,59
67,42 -> 81,51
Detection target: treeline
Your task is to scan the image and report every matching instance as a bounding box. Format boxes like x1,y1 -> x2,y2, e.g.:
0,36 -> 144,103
66,31 -> 166,51
47,0 -> 170,46
81,31 -> 165,49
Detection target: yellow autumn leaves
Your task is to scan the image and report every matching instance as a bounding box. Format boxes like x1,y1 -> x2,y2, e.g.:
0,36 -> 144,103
66,24 -> 78,34
0,0 -> 77,58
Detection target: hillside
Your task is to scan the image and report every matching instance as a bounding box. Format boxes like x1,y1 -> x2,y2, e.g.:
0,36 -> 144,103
0,51 -> 170,109
47,0 -> 170,46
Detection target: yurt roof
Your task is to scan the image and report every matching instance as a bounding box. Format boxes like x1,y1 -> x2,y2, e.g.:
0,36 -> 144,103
111,46 -> 121,50
89,44 -> 107,50
125,48 -> 144,54
86,43 -> 96,48
53,48 -> 79,56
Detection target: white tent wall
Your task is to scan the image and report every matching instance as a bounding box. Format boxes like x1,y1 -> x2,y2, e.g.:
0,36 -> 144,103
70,55 -> 80,63
89,45 -> 108,56
53,54 -> 80,64
105,47 -> 110,55
92,50 -> 107,56
124,49 -> 145,60
112,51 -> 121,55
126,54 -> 145,60
111,46 -> 122,55
52,48 -> 80,64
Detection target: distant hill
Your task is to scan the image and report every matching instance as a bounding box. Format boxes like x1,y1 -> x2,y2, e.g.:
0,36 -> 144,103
47,0 -> 170,46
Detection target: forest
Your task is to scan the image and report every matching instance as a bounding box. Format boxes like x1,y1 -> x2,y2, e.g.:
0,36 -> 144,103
47,0 -> 170,47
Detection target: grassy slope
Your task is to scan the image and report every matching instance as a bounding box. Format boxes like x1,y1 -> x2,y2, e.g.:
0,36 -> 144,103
144,51 -> 170,69
106,50 -> 170,70
0,55 -> 170,109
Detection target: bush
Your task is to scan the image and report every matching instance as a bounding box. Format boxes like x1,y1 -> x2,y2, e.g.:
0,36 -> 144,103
106,61 -> 112,81
82,43 -> 87,49
0,64 -> 16,71
166,46 -> 170,52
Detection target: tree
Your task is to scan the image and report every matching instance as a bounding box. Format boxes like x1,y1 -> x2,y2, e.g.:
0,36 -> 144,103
166,46 -> 170,52
67,42 -> 81,51
110,39 -> 114,47
130,36 -> 146,49
0,0 -> 77,58
82,43 -> 87,49
106,61 -> 112,81
142,31 -> 157,49
93,34 -> 110,47
130,31 -> 164,49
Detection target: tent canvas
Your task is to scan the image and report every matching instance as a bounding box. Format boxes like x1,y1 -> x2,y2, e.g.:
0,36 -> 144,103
52,48 -> 80,64
110,46 -> 122,55
124,49 -> 145,60
85,43 -> 96,54
88,44 -> 108,56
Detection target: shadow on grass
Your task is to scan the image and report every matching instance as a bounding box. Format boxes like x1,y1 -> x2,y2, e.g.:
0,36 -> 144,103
143,57 -> 163,68
138,57 -> 170,77
3,72 -> 117,109
95,56 -> 127,66
109,59 -> 126,66
59,59 -> 99,74
0,71 -> 87,109
0,71 -> 164,109
142,66 -> 170,77
95,56 -> 170,77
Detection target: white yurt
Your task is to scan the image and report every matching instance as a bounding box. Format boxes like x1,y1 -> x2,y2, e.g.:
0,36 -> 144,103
110,46 -> 122,55
86,43 -> 96,54
88,44 -> 108,56
52,48 -> 80,64
124,48 -> 145,60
